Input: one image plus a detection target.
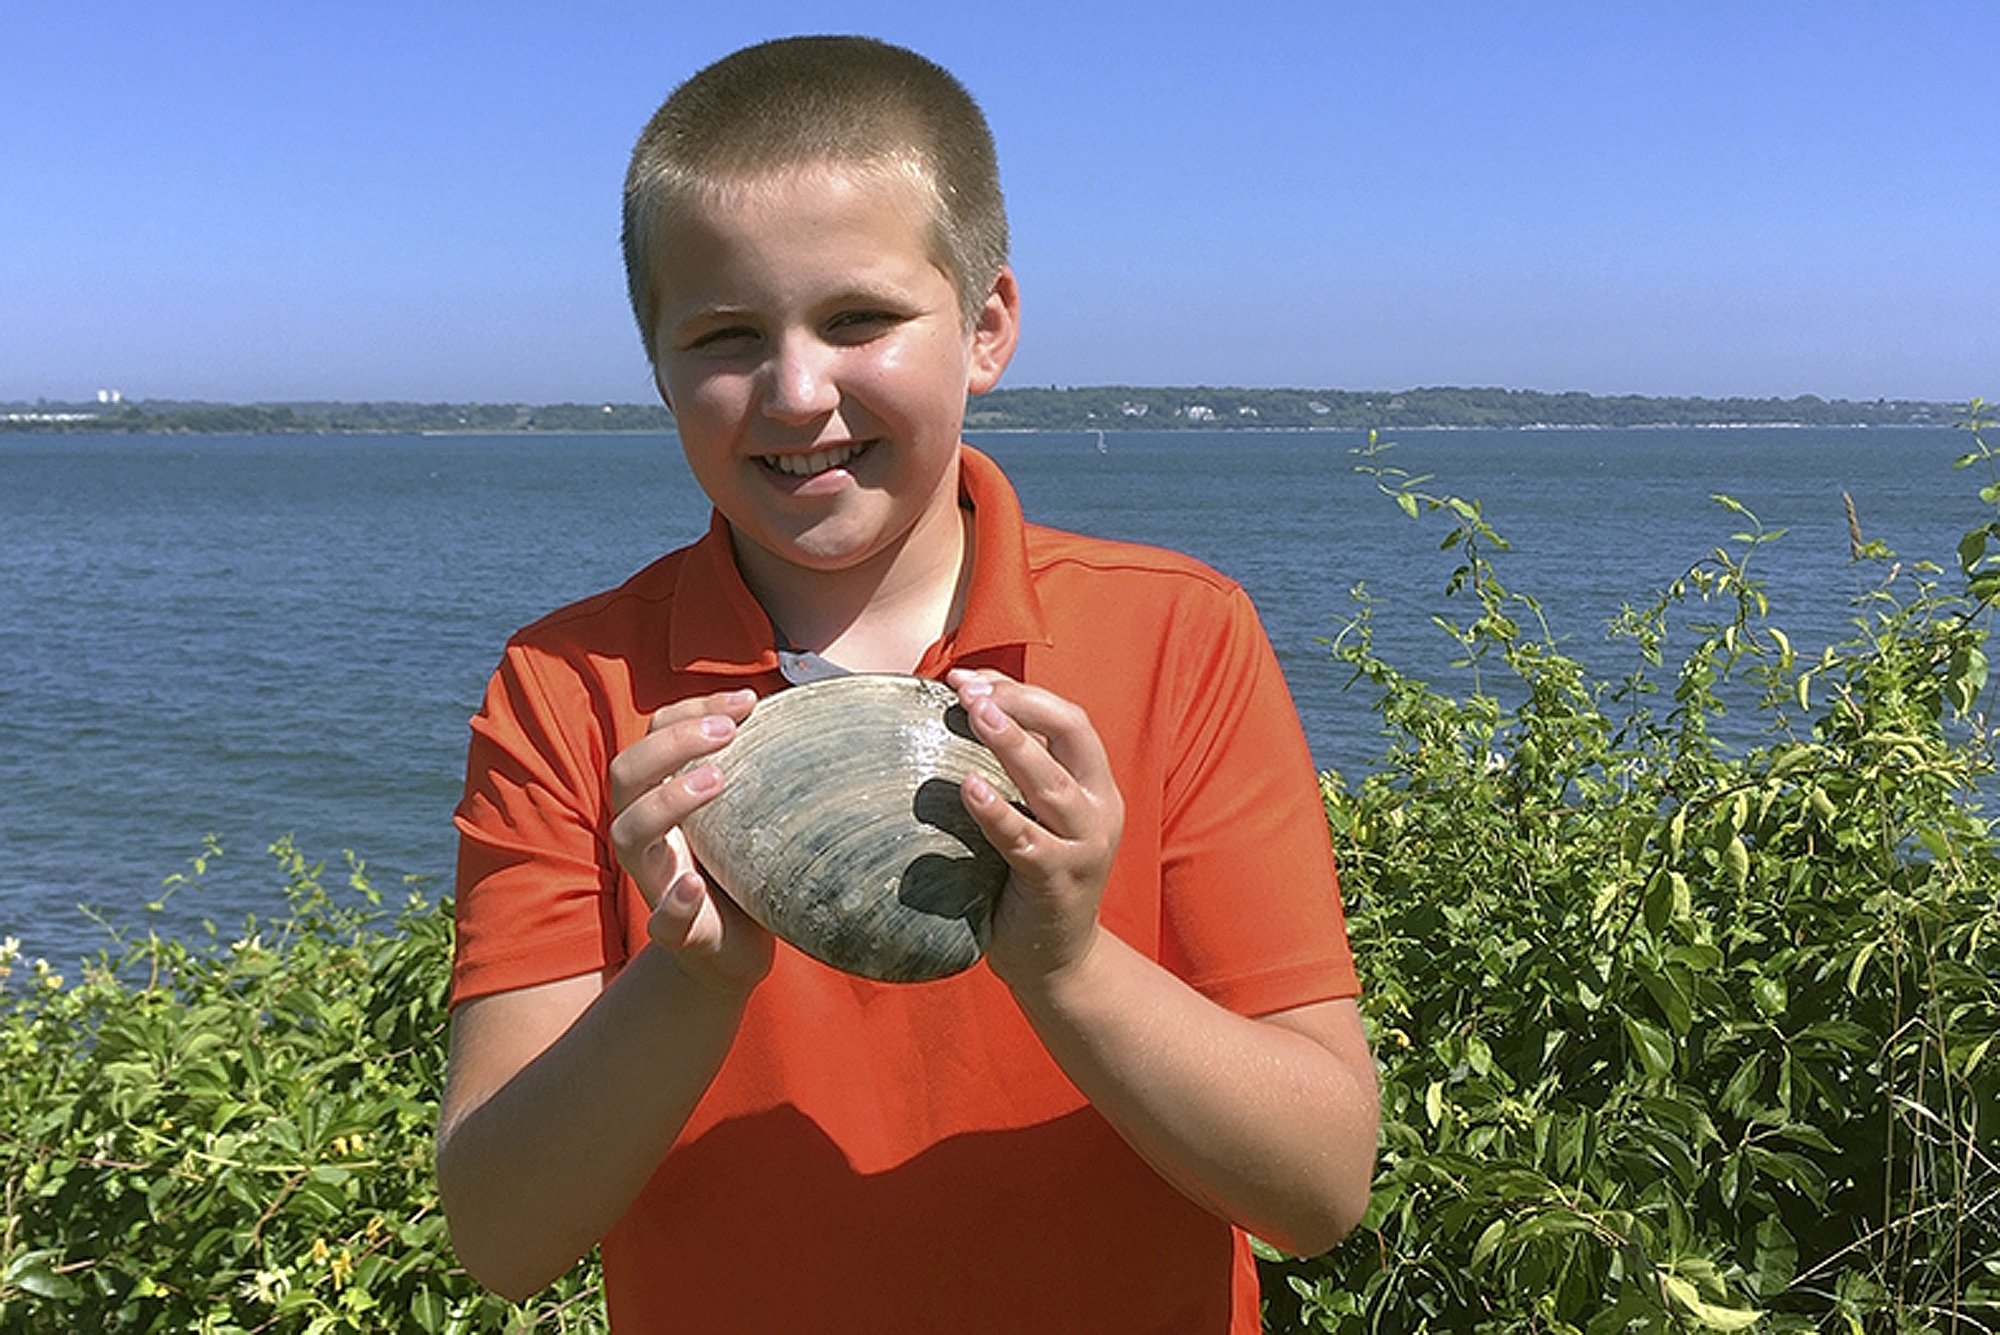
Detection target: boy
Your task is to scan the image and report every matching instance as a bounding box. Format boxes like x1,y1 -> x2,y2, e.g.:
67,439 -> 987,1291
437,34 -> 1377,1332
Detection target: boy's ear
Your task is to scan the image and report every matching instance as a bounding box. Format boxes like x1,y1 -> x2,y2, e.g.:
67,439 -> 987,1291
965,267 -> 1021,397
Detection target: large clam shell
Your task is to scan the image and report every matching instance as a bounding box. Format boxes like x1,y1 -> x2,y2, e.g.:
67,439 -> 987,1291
680,674 -> 1021,982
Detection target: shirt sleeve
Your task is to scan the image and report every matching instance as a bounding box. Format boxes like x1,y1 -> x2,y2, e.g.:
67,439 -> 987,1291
1156,584 -> 1358,1015
449,638 -> 627,1006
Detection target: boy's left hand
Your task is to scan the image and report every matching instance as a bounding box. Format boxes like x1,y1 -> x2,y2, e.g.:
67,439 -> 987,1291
947,668 -> 1123,992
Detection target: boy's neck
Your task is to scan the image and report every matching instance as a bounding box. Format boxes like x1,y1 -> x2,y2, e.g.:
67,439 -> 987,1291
733,506 -> 975,676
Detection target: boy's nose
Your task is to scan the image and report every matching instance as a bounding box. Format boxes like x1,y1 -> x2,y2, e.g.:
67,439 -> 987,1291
760,336 -> 839,422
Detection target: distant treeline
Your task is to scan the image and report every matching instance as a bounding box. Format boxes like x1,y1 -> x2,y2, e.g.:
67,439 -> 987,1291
1,387 -> 1958,435
0,400 -> 671,435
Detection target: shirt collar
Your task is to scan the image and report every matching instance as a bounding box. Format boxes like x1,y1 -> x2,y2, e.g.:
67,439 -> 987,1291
666,509 -> 783,676
665,444 -> 1051,676
951,444 -> 1053,659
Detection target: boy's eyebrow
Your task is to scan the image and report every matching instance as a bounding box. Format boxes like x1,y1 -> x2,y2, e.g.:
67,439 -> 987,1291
670,303 -> 756,326
659,302 -> 763,339
823,279 -> 925,308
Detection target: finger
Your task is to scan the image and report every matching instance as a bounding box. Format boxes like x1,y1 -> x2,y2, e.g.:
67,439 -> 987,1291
648,867 -> 719,950
962,694 -> 1088,836
644,866 -> 779,992
960,769 -> 1050,862
950,677 -> 1114,839
649,867 -> 739,960
946,668 -> 1049,748
634,829 -> 695,907
609,761 -> 723,886
649,686 -> 759,735
949,670 -> 1114,791
608,688 -> 756,810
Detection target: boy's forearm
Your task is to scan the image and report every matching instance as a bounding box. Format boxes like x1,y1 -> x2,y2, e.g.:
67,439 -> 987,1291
436,947 -> 749,1301
1007,927 -> 1378,1257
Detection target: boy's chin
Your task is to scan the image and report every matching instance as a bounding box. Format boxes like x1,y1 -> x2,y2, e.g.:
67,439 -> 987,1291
733,519 -> 896,577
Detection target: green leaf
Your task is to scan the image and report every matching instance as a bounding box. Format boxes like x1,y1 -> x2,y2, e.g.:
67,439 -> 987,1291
1946,645 -> 1988,714
1667,1285 -> 1765,1330
1720,1053 -> 1763,1115
3,1248 -> 83,1300
1640,966 -> 1692,1036
1723,836 -> 1749,892
1643,870 -> 1674,935
1752,1216 -> 1799,1297
1957,1034 -> 1992,1079
1845,939 -> 1879,996
1720,1150 -> 1744,1207
1747,1146 -> 1830,1208
1471,1218 -> 1507,1270
1622,1014 -> 1675,1080
1959,527 -> 1990,574
1688,1295 -> 1768,1327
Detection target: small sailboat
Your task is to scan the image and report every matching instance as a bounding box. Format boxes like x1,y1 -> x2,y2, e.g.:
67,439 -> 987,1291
1094,429 -> 1107,454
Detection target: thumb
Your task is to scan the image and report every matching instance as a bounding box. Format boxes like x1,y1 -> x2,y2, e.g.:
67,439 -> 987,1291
648,869 -> 711,953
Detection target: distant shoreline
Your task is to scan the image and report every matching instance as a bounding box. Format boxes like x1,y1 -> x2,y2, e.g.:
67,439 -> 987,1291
1,386 -> 1967,435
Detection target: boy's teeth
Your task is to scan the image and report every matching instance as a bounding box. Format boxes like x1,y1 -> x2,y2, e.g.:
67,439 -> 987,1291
765,443 -> 864,476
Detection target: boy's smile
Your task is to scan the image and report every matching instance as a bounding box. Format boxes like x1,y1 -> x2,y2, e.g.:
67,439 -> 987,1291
647,164 -> 1018,621
759,440 -> 871,479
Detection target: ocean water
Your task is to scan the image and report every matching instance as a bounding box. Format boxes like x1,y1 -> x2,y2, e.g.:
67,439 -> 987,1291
0,426 -> 1981,964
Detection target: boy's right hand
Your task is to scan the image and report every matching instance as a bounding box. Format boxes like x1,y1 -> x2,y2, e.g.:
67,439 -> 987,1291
607,688 -> 774,993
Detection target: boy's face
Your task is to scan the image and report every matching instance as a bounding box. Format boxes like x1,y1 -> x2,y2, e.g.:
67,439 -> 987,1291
648,165 -> 1018,599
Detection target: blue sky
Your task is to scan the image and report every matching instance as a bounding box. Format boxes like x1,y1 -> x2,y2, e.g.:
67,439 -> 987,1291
5,2 -> 1995,404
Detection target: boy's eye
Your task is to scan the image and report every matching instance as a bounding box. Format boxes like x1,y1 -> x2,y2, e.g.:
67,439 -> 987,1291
826,310 -> 903,342
683,326 -> 759,354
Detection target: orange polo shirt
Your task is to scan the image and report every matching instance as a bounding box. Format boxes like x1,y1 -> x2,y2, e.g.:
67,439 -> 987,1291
452,446 -> 1356,1333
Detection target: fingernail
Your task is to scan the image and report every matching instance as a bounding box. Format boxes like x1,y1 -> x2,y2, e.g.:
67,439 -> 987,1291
700,714 -> 734,740
964,773 -> 995,804
668,872 -> 703,908
955,674 -> 992,700
684,763 -> 721,794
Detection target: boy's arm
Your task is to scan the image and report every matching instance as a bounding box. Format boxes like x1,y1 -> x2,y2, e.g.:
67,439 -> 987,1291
436,955 -> 748,1300
951,670 -> 1379,1257
436,688 -> 772,1301
998,939 -> 1376,1257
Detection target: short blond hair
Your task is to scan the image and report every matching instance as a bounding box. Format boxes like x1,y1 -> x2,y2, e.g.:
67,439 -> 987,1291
622,35 -> 1010,363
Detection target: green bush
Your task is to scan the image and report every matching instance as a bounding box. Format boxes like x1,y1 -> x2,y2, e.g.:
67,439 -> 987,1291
5,412 -> 1996,1333
1264,416 -> 2000,1332
0,840 -> 605,1333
